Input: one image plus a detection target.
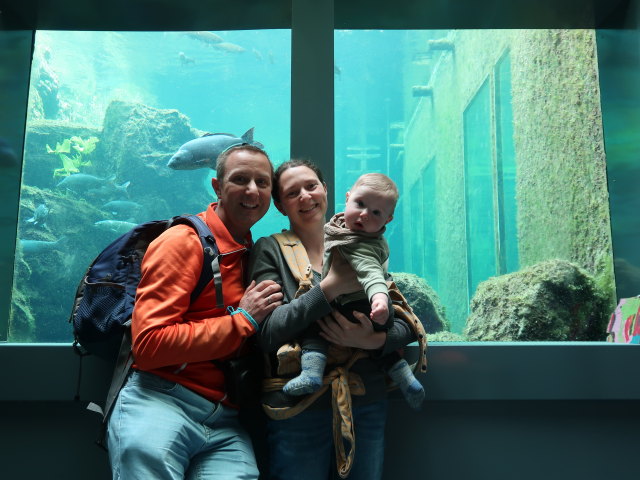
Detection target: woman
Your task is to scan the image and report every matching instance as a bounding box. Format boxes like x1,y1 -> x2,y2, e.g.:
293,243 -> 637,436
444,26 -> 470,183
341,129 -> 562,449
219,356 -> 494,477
247,159 -> 417,480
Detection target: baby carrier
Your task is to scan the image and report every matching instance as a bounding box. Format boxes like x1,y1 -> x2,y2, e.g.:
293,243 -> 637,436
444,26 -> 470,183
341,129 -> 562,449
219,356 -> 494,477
262,230 -> 428,478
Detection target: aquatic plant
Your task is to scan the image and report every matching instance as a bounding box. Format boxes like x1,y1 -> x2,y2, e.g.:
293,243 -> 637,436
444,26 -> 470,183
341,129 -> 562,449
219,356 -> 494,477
48,135 -> 99,178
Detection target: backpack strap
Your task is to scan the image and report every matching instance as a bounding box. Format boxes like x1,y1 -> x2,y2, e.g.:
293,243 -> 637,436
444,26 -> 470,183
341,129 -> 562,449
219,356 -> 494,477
387,281 -> 428,376
95,321 -> 134,449
271,230 -> 313,298
171,215 -> 223,308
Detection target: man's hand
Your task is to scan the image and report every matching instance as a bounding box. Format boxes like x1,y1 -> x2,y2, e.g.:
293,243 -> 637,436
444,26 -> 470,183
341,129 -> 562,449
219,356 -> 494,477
238,280 -> 283,324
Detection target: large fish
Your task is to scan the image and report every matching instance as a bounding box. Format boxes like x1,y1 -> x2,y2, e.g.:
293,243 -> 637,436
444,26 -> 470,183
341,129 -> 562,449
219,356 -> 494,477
103,200 -> 143,218
185,31 -> 224,45
19,237 -> 66,254
167,128 -> 263,171
94,220 -> 138,235
57,173 -> 130,196
212,42 -> 246,54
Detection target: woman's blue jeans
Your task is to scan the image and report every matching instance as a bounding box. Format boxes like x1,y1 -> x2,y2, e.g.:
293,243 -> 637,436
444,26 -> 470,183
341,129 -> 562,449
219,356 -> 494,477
107,370 -> 259,480
266,399 -> 388,480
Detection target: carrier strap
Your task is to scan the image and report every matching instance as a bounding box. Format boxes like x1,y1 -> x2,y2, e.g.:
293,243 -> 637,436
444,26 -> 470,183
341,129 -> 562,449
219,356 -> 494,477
263,349 -> 368,478
271,231 -> 313,298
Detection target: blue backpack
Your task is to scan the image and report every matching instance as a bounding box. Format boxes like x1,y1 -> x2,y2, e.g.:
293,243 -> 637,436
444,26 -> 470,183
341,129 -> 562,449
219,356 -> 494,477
69,214 -> 222,437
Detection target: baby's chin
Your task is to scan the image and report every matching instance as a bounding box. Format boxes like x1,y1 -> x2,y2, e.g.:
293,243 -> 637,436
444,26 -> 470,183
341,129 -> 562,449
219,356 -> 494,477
346,222 -> 373,233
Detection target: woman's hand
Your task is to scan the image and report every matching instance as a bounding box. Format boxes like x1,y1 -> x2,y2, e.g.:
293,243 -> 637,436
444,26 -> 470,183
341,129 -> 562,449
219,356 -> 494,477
318,310 -> 386,350
319,253 -> 361,302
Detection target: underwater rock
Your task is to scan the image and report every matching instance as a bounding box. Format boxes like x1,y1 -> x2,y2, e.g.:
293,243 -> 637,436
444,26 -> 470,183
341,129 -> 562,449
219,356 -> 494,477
14,184 -> 113,342
8,284 -> 36,342
464,259 -> 609,341
100,100 -> 211,219
391,272 -> 449,334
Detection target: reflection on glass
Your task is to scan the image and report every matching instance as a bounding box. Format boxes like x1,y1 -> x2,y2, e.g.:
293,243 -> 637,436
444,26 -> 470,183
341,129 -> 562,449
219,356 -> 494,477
335,29 -> 619,341
10,30 -> 291,342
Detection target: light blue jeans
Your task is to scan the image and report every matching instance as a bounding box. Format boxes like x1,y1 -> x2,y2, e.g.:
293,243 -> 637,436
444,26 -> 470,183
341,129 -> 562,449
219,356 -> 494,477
107,370 -> 259,480
267,399 -> 388,480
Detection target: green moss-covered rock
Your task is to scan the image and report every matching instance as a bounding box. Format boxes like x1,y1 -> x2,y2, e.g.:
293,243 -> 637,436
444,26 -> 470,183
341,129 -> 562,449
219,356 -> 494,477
8,264 -> 36,342
13,184 -> 112,342
464,259 -> 609,341
391,272 -> 449,333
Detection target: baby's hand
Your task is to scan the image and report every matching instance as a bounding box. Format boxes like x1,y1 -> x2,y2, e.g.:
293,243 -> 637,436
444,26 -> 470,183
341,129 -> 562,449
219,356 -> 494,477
370,293 -> 389,325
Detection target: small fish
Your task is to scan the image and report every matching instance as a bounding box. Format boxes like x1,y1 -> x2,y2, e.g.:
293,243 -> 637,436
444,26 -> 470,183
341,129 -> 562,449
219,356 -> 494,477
179,51 -> 195,66
103,200 -> 143,218
57,173 -> 130,197
25,203 -> 50,228
19,237 -> 66,254
94,220 -> 138,235
185,31 -> 224,45
252,48 -> 263,61
168,128 -> 263,171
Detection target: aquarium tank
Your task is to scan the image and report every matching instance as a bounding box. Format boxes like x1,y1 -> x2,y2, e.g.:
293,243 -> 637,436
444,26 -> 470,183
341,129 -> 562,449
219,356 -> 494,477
8,28 -> 639,344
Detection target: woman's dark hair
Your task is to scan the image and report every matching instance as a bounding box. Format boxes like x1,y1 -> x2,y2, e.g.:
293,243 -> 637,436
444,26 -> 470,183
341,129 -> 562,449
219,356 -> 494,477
273,158 -> 325,203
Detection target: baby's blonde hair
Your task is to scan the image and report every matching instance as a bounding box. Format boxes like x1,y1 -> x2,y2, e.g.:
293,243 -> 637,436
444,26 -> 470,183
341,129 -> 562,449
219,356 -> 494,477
351,173 -> 399,209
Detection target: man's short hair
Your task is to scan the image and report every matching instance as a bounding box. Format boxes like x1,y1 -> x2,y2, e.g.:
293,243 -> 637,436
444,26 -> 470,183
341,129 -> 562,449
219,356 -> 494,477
215,144 -> 274,184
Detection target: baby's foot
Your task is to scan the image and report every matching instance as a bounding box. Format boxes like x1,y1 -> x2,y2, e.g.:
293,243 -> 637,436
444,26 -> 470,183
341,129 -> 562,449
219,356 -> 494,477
283,373 -> 323,396
402,377 -> 425,411
388,358 -> 425,410
283,350 -> 326,396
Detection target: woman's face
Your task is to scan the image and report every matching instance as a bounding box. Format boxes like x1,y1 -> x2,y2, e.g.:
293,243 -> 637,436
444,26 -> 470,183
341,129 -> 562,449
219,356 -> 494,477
276,165 -> 328,228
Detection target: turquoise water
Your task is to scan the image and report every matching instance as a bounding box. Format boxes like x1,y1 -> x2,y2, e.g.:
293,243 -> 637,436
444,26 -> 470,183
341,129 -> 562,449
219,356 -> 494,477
10,29 -> 637,342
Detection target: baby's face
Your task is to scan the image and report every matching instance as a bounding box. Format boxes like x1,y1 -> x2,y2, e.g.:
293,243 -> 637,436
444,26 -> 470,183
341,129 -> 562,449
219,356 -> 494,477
343,185 -> 394,233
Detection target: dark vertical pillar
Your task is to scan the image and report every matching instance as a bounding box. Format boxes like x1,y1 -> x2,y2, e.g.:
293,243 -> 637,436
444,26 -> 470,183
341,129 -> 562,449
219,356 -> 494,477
0,31 -> 33,340
290,0 -> 335,214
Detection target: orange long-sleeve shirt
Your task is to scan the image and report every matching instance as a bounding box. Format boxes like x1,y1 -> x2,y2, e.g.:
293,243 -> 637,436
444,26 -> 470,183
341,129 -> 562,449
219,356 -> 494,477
131,203 -> 257,404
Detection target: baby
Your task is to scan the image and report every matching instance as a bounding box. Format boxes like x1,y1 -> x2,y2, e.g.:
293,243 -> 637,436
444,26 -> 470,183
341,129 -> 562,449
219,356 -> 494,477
283,173 -> 425,410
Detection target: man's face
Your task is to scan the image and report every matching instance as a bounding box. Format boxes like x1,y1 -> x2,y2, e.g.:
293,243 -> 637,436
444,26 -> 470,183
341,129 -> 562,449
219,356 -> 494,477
343,185 -> 393,233
211,149 -> 272,241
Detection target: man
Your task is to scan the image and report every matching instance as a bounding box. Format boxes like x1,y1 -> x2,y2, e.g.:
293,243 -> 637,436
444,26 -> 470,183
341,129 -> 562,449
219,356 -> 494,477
107,144 -> 283,479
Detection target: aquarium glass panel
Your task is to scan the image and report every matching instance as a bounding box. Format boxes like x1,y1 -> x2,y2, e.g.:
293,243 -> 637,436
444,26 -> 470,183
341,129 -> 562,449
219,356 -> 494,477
11,30 -> 291,343
464,78 -> 497,301
335,29 -> 618,341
